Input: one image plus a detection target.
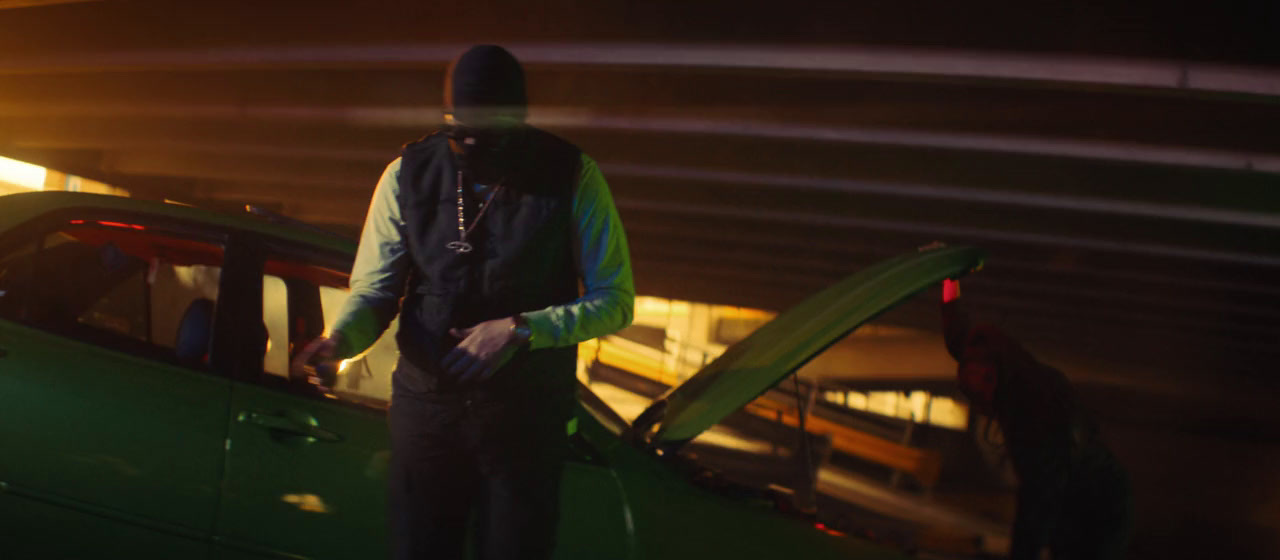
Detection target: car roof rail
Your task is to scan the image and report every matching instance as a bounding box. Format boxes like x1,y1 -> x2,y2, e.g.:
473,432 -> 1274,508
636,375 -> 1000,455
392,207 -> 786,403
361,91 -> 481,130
244,205 -> 354,242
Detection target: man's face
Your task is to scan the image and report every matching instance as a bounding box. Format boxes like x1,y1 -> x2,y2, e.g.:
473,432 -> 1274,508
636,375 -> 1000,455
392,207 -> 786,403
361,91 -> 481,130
443,110 -> 525,183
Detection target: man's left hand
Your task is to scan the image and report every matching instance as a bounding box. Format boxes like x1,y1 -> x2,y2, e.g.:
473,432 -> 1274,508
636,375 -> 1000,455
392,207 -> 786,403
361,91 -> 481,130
444,317 -> 523,385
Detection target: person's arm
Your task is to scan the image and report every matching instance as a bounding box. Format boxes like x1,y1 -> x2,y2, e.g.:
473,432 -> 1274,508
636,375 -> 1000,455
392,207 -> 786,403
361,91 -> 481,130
521,154 -> 635,348
292,158 -> 409,377
331,158 -> 410,358
941,278 -> 972,361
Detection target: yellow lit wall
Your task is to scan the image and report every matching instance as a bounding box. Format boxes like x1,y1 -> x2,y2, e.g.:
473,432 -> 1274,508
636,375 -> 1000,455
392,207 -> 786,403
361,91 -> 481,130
0,155 -> 128,197
0,155 -> 47,193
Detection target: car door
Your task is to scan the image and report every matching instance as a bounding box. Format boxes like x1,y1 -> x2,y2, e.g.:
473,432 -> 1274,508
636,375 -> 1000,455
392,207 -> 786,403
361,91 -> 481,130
0,213 -> 233,558
212,243 -> 392,560
210,238 -> 641,560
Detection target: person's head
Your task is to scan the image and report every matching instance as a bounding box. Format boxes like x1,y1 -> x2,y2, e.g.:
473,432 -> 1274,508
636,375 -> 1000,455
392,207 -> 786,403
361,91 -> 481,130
443,45 -> 528,182
957,327 -> 1003,415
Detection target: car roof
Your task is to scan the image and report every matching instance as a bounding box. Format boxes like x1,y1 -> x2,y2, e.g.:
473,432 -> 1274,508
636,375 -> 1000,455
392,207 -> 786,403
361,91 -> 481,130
0,191 -> 357,255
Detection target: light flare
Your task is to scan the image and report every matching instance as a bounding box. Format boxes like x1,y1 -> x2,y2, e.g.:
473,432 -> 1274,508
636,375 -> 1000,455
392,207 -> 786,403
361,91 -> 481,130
0,156 -> 47,190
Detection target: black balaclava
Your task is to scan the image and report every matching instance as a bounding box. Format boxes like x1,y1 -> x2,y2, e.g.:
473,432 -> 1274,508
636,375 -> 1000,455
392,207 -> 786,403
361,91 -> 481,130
444,45 -> 528,183
445,45 -> 527,121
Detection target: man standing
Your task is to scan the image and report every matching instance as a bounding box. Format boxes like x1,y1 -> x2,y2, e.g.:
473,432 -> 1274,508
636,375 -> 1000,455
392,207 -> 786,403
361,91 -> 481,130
293,45 -> 634,560
940,279 -> 1130,560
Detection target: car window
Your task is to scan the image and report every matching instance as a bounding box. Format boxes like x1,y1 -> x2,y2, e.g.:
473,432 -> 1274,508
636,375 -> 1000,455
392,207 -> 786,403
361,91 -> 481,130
0,219 -> 223,366
0,237 -> 39,321
262,274 -> 291,376
260,256 -> 396,410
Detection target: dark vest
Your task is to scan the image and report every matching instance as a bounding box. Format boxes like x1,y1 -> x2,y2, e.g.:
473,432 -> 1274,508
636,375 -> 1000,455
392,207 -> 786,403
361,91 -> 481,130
394,129 -> 582,397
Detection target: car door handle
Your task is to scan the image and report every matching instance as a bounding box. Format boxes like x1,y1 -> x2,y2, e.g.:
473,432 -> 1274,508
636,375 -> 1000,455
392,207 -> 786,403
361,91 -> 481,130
238,411 -> 343,443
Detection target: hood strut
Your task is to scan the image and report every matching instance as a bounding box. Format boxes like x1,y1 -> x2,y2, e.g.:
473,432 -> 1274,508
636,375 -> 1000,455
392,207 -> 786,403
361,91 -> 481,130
792,373 -> 818,514
625,398 -> 667,448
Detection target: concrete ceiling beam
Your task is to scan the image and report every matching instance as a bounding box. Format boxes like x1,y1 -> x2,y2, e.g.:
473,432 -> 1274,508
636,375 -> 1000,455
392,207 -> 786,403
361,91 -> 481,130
4,103 -> 1278,173
8,128 -> 1276,227
2,42 -> 1278,99
617,199 -> 1280,268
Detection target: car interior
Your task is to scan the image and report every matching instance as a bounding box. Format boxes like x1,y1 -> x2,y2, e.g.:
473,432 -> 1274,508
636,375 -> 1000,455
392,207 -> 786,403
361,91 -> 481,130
0,220 -> 224,368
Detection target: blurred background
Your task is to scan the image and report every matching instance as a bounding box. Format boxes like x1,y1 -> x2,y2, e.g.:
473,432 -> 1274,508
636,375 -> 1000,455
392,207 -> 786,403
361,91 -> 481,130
1,1 -> 1277,558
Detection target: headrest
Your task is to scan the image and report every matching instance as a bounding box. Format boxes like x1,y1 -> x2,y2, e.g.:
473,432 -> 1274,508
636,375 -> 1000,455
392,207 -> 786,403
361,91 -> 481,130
175,298 -> 215,364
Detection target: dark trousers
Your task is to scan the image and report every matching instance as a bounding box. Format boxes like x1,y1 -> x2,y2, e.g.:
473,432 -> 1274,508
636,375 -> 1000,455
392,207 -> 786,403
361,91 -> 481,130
388,373 -> 571,560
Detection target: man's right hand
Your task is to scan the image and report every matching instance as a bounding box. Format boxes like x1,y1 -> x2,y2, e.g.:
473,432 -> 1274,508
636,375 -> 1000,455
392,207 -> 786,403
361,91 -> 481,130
290,335 -> 341,383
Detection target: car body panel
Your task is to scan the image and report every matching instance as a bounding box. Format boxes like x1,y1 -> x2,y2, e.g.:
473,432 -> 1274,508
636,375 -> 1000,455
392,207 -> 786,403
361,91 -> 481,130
0,489 -> 213,559
587,413 -> 905,560
0,320 -> 229,555
553,453 -> 635,559
649,246 -> 985,444
215,379 -> 391,559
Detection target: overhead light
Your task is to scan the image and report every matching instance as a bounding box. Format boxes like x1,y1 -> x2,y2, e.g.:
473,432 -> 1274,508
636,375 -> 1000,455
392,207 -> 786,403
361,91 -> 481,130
0,156 -> 47,190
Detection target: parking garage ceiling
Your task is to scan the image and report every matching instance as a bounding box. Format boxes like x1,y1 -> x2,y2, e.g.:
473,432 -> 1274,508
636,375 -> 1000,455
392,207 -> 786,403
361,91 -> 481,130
1,1 -> 1278,423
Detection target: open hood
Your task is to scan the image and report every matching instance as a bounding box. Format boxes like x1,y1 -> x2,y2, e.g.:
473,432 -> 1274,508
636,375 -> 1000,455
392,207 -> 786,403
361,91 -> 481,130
634,246 -> 985,446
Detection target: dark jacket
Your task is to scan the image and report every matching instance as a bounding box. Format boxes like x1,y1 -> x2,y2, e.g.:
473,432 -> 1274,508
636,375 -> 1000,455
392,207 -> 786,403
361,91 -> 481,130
393,129 -> 582,398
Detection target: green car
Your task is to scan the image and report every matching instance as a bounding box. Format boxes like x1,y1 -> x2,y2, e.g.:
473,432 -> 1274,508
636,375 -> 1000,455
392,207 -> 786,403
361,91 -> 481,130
0,191 -> 983,559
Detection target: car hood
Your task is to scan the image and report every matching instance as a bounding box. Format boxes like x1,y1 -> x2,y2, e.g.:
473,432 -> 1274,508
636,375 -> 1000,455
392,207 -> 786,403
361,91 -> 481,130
637,245 -> 985,446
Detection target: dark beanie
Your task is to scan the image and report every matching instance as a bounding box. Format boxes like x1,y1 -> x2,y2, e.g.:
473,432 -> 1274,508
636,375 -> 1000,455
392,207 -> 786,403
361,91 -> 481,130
445,45 -> 527,120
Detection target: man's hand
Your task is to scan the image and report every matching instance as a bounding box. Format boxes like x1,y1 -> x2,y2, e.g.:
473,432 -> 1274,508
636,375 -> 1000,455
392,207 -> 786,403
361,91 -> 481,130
443,316 -> 525,385
290,334 -> 341,384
